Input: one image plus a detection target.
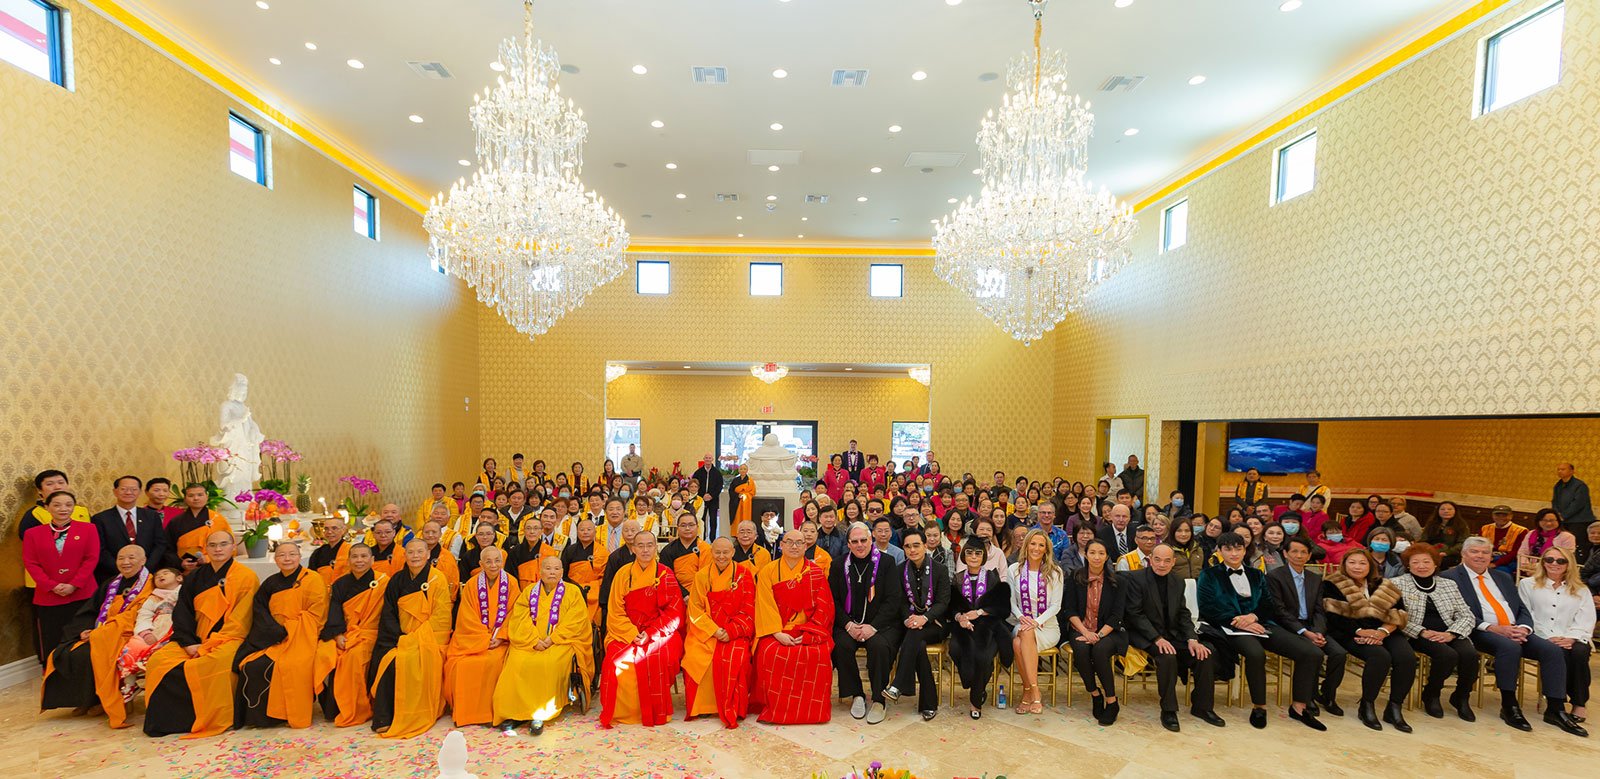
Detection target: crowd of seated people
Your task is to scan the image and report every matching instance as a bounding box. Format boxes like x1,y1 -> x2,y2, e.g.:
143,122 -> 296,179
17,455 -> 1597,740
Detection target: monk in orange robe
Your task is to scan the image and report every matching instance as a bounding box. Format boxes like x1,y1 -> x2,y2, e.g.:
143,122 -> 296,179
751,529 -> 835,724
41,544 -> 155,727
234,540 -> 328,729
444,546 -> 519,726
732,520 -> 772,577
316,543 -> 388,727
369,539 -> 452,738
420,520 -> 461,602
144,531 -> 259,738
658,511 -> 710,596
165,485 -> 233,561
599,531 -> 684,728
731,465 -> 756,529
683,538 -> 756,728
507,511 -> 562,589
367,519 -> 405,578
560,518 -> 606,626
307,517 -> 351,585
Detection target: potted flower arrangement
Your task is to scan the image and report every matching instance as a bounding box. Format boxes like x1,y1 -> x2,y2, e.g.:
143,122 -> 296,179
257,439 -> 302,494
171,444 -> 237,510
337,475 -> 380,526
797,454 -> 819,486
236,489 -> 291,558
808,762 -> 931,779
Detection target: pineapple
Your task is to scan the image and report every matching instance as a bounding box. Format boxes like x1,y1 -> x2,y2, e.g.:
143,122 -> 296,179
295,474 -> 313,513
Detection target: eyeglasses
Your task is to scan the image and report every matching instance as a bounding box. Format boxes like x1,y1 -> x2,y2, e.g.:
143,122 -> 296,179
1541,557 -> 1568,565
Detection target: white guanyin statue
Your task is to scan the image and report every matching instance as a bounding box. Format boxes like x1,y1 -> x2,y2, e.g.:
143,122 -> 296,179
212,373 -> 264,526
746,433 -> 800,523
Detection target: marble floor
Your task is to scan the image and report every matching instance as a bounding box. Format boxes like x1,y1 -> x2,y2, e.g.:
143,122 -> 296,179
3,667 -> 1599,779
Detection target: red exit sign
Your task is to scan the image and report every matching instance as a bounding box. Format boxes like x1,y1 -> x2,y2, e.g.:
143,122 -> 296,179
761,404 -> 774,414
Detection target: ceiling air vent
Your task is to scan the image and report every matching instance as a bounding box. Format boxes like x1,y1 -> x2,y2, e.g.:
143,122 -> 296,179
831,68 -> 869,87
406,61 -> 454,80
715,193 -> 740,202
1098,75 -> 1146,92
692,66 -> 728,85
804,194 -> 830,204
903,151 -> 966,168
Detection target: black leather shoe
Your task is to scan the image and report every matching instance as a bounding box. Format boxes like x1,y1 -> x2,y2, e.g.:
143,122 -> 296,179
529,719 -> 545,736
1422,695 -> 1444,719
1091,693 -> 1105,720
1249,708 -> 1267,729
1502,703 -> 1533,732
1317,696 -> 1344,717
1289,706 -> 1327,731
1191,708 -> 1227,728
1305,700 -> 1319,716
1358,700 -> 1381,731
1384,702 -> 1412,734
1450,691 -> 1476,722
1098,700 -> 1120,726
1544,709 -> 1589,737
1161,711 -> 1180,732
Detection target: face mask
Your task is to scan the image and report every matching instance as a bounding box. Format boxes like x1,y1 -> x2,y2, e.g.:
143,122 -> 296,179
1192,524 -> 1205,534
1370,541 -> 1391,554
671,500 -> 683,510
1325,532 -> 1344,543
1170,498 -> 1184,507
620,490 -> 631,499
1281,521 -> 1300,535
558,490 -> 570,498
922,486 -> 933,494
1393,539 -> 1411,553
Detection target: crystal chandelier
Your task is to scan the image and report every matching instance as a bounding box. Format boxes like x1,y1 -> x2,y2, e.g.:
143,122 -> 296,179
751,362 -> 789,384
424,0 -> 629,338
933,0 -> 1136,345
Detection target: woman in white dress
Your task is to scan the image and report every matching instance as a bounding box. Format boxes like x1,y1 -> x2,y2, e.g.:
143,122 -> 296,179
1009,529 -> 1064,715
1517,546 -> 1595,722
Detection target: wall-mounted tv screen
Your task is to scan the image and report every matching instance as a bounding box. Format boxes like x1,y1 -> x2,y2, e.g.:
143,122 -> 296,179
1226,421 -> 1319,474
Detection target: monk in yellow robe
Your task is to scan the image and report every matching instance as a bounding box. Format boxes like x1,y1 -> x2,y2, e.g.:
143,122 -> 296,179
308,517 -> 351,586
315,543 -> 387,727
444,546 -> 519,727
367,519 -> 405,578
658,511 -> 711,596
683,538 -> 756,728
234,540 -> 328,729
369,539 -> 452,738
144,531 -> 259,738
420,520 -> 461,602
599,531 -> 685,728
493,557 -> 594,735
41,545 -> 155,727
732,520 -> 772,578
165,485 -> 233,562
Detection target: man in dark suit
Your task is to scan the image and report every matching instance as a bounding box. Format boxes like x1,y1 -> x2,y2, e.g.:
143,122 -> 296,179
830,522 -> 904,725
1196,532 -> 1325,731
842,440 -> 865,482
90,475 -> 170,581
691,453 -> 725,541
1096,504 -> 1137,559
1265,537 -> 1349,715
1445,536 -> 1586,736
1125,544 -> 1223,731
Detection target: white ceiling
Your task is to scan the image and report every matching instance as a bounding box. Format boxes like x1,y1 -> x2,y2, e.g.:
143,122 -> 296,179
614,361 -> 928,378
116,0 -> 1472,244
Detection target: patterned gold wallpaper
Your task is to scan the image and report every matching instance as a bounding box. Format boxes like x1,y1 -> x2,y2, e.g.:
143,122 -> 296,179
605,372 -> 929,471
478,253 -> 1056,482
0,2 -> 480,664
1053,0 -> 1600,500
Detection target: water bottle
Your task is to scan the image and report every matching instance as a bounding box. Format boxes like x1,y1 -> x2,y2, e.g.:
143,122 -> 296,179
997,683 -> 1008,710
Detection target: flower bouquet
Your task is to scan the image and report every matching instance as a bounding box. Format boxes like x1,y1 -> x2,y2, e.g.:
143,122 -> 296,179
258,439 -> 302,494
172,444 -> 237,510
236,489 -> 293,557
337,475 -> 380,525
809,762 -> 932,779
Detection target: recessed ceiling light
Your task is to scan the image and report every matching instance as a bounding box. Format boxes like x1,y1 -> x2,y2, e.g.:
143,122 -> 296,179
1114,0 -> 1133,7
772,68 -> 788,79
408,114 -> 424,123
675,193 -> 687,199
490,61 -> 505,72
458,159 -> 471,167
683,365 -> 692,369
1124,128 -> 1139,136
631,64 -> 648,75
268,57 -> 281,65
911,70 -> 927,81
972,168 -> 982,175
737,233 -> 745,237
766,195 -> 777,201
930,218 -> 939,223
801,216 -> 808,221
665,162 -> 677,170
736,216 -> 743,220
946,0 -> 962,5
797,234 -> 804,238
346,59 -> 364,69
947,197 -> 958,203
650,120 -> 664,128
304,42 -> 317,51
1188,74 -> 1207,85
255,0 -> 269,8
768,165 -> 780,172
1279,0 -> 1302,10
856,196 -> 868,202
888,124 -> 903,133
770,122 -> 784,131
870,166 -> 883,173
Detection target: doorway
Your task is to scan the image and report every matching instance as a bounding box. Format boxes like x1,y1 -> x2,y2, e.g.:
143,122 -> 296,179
716,419 -> 818,474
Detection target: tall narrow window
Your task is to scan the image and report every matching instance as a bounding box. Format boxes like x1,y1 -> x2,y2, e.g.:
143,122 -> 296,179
228,113 -> 267,186
869,264 -> 904,298
1161,199 -> 1188,252
749,262 -> 783,296
1480,1 -> 1564,114
0,0 -> 65,86
636,260 -> 670,294
1272,131 -> 1316,204
353,186 -> 378,239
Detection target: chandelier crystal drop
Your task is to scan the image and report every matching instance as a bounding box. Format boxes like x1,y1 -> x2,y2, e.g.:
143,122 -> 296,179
933,0 -> 1136,345
424,0 -> 629,338
751,362 -> 789,384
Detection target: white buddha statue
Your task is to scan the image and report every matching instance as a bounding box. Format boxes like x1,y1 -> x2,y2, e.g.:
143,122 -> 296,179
745,433 -> 800,521
212,373 -> 263,528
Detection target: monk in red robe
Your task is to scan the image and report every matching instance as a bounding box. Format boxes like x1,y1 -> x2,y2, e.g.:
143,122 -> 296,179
599,530 -> 684,728
683,538 -> 756,728
751,529 -> 835,724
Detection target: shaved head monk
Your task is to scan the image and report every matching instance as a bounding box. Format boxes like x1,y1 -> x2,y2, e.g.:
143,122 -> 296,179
316,543 -> 388,727
234,540 -> 328,729
750,529 -> 835,724
41,544 -> 155,727
444,545 -> 518,727
683,537 -> 756,728
369,539 -> 452,738
494,556 -> 594,736
600,530 -> 685,728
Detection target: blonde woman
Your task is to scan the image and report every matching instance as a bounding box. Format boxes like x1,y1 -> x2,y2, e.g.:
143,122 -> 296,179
1008,529 -> 1063,715
1517,546 -> 1595,723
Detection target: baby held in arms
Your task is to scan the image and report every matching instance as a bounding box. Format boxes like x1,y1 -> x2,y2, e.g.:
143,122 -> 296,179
115,568 -> 184,701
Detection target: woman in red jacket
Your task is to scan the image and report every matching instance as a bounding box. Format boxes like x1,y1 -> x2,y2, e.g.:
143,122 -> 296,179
23,490 -> 100,664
